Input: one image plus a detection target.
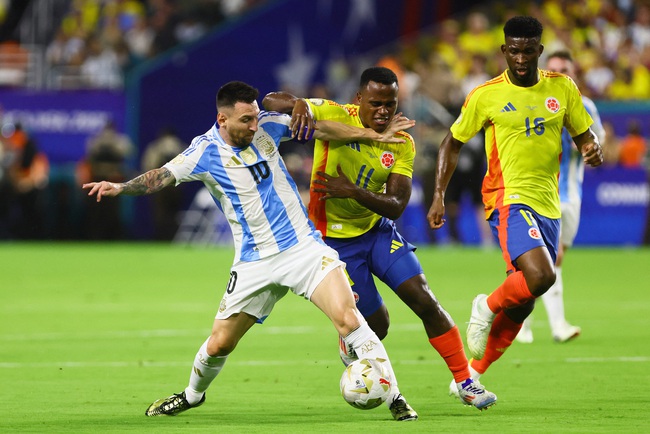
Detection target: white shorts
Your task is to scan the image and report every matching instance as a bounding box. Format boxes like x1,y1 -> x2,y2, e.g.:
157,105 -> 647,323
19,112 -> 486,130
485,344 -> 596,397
216,236 -> 344,323
560,201 -> 581,247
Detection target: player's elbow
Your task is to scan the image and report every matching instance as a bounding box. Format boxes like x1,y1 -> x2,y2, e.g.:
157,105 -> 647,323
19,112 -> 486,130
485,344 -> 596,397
262,92 -> 295,114
384,202 -> 407,221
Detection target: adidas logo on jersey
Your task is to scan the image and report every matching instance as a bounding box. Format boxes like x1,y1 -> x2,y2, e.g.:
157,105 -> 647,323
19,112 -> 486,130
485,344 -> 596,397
501,102 -> 517,112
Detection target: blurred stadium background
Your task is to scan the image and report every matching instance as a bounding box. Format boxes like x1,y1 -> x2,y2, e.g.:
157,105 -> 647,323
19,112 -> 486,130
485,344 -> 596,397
0,0 -> 648,245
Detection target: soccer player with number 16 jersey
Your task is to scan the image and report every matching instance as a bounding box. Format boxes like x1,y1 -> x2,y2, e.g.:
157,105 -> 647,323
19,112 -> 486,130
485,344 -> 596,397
427,16 -> 604,391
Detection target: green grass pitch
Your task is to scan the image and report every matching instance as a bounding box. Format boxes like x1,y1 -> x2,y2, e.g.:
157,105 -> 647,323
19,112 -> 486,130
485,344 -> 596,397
1,243 -> 649,433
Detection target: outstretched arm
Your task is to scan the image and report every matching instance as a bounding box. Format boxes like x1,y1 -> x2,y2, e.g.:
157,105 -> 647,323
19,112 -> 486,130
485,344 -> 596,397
573,127 -> 604,167
314,114 -> 415,144
427,131 -> 465,229
262,91 -> 298,114
82,167 -> 176,202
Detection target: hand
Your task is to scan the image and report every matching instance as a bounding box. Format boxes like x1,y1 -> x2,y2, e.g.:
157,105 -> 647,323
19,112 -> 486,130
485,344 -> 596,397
377,112 -> 416,143
582,142 -> 604,167
427,194 -> 446,229
312,164 -> 356,200
82,181 -> 123,202
290,99 -> 315,141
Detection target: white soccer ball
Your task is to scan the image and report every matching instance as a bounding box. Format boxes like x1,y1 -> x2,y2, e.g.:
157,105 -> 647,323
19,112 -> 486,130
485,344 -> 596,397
340,358 -> 391,410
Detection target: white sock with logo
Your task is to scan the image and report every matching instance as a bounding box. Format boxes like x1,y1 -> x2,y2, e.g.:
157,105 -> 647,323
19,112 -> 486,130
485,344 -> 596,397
344,322 -> 401,405
184,338 -> 228,405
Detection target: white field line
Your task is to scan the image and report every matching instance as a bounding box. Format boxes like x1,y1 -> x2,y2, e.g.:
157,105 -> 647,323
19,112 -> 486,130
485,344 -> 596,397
0,356 -> 648,369
0,324 -> 424,342
0,325 -> 331,341
2,325 -> 648,368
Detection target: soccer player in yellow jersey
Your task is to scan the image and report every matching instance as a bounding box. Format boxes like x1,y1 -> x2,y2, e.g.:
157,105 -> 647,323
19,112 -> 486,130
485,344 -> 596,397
264,67 -> 497,416
427,16 -> 604,390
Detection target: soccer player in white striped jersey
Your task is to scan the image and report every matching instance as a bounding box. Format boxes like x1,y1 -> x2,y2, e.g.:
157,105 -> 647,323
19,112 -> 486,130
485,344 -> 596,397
83,81 -> 419,421
516,51 -> 606,344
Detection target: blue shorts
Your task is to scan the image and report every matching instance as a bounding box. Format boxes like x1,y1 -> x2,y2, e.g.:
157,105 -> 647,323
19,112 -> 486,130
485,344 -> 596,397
324,218 -> 423,317
489,204 -> 560,273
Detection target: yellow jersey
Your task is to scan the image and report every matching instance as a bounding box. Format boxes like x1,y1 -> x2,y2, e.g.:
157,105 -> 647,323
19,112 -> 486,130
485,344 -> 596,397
306,98 -> 415,238
451,69 -> 593,219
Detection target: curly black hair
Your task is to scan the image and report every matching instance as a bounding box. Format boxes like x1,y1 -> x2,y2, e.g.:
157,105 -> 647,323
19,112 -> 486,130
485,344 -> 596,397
503,16 -> 543,39
359,66 -> 399,88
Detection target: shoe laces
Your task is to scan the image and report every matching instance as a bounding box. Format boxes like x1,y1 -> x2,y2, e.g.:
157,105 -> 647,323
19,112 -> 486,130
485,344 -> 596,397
461,379 -> 486,395
390,394 -> 409,411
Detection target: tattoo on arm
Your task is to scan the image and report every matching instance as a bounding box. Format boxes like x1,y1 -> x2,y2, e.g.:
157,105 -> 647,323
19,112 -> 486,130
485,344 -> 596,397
121,168 -> 174,195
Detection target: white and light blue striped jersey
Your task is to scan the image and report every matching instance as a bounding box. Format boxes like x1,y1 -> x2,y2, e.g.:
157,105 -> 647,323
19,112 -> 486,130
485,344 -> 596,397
164,111 -> 319,263
558,96 -> 605,205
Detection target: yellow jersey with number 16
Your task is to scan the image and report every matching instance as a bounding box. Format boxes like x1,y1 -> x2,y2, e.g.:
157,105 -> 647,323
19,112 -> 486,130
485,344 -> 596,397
451,69 -> 593,219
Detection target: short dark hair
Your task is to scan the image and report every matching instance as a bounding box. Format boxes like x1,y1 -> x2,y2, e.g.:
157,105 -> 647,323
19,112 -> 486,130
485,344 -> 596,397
503,16 -> 543,39
216,81 -> 259,110
359,66 -> 398,89
547,50 -> 573,62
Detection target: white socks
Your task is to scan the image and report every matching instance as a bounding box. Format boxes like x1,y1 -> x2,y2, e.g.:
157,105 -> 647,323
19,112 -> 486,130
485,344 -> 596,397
184,338 -> 228,405
344,322 -> 401,405
542,266 -> 566,333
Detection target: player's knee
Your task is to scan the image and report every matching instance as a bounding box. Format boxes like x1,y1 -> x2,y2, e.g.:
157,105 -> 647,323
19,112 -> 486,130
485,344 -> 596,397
334,307 -> 364,337
206,334 -> 237,357
365,304 -> 390,340
527,267 -> 556,296
372,324 -> 388,340
505,300 -> 535,323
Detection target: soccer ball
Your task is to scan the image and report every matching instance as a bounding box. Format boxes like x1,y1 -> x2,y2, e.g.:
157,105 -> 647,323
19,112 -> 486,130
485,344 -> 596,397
340,358 -> 391,410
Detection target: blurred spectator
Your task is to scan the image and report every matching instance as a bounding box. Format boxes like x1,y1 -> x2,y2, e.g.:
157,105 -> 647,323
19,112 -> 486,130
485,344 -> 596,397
174,9 -> 207,44
125,14 -> 154,60
583,54 -> 615,98
597,2 -> 628,61
607,37 -> 650,98
80,34 -> 123,88
601,121 -> 621,165
84,120 -> 134,183
413,50 -> 462,112
377,52 -> 419,116
629,2 -> 650,52
618,120 -> 648,168
46,29 -> 75,67
80,120 -> 134,239
432,18 -> 466,79
0,40 -> 29,86
460,54 -> 491,97
220,0 -> 250,18
458,11 -> 499,59
0,122 -> 49,239
444,134 -> 493,247
149,0 -> 180,56
141,127 -> 186,240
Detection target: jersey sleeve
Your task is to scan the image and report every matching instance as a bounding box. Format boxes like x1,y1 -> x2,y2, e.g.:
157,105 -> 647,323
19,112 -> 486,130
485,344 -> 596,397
583,97 -> 606,144
391,132 -> 415,178
450,88 -> 487,143
563,78 -> 593,138
163,137 -> 206,186
307,99 -> 355,125
258,111 -> 293,144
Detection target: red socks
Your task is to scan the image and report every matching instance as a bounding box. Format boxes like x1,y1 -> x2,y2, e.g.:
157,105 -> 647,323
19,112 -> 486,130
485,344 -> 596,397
429,326 -> 471,383
487,271 -> 535,314
471,312 -> 522,374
